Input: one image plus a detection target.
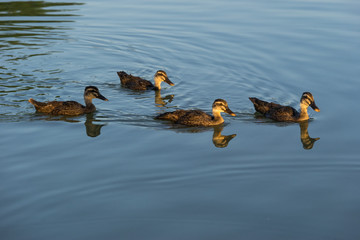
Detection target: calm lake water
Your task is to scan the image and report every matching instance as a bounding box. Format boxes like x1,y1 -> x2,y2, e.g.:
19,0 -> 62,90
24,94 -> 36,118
1,0 -> 360,239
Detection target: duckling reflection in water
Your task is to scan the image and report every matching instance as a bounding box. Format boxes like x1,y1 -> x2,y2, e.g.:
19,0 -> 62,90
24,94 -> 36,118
155,90 -> 174,107
29,86 -> 108,115
212,125 -> 237,148
252,115 -> 320,150
160,123 -> 236,148
85,113 -> 105,137
249,92 -> 320,122
156,99 -> 236,126
299,120 -> 320,150
117,70 -> 174,91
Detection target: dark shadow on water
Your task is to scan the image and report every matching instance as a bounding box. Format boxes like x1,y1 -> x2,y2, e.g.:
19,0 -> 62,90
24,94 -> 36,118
251,114 -> 320,150
31,111 -> 81,122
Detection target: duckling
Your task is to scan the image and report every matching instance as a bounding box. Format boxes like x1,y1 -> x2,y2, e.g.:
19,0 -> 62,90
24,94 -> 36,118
156,99 -> 236,126
249,92 -> 320,122
29,86 -> 108,115
117,70 -> 174,91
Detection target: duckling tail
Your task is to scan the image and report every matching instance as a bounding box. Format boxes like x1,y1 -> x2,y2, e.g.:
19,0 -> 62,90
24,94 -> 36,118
249,97 -> 275,114
249,97 -> 257,104
116,71 -> 131,83
28,98 -> 36,105
117,71 -> 132,85
28,98 -> 47,108
117,71 -> 129,79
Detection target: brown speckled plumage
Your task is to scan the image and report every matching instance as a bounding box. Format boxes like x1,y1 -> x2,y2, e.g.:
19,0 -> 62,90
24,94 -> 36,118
249,92 -> 320,122
29,86 -> 108,116
156,99 -> 236,126
117,70 -> 174,91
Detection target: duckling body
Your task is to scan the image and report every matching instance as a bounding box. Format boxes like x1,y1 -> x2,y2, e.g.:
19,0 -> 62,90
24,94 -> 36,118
29,86 -> 108,116
117,70 -> 174,91
156,99 -> 236,126
249,92 -> 320,122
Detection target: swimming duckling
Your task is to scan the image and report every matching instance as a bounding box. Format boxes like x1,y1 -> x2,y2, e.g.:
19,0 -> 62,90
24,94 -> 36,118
29,86 -> 108,115
117,70 -> 174,91
156,99 -> 236,126
249,92 -> 320,122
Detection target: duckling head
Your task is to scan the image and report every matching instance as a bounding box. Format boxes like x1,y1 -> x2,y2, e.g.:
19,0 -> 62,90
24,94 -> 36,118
300,92 -> 319,112
154,70 -> 174,89
84,86 -> 108,101
212,99 -> 236,116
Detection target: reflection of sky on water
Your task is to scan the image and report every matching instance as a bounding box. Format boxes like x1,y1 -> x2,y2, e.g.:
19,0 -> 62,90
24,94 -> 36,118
0,1 -> 84,117
1,1 -> 360,239
0,1 -> 84,50
0,1 -> 83,17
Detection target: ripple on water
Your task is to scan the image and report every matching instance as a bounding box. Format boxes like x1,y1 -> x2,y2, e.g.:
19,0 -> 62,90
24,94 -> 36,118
1,1 -> 360,239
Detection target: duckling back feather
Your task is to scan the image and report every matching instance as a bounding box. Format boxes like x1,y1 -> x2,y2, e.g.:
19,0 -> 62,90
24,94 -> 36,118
156,109 -> 188,122
265,106 -> 299,122
29,98 -> 88,115
249,97 -> 282,115
176,110 -> 213,126
156,109 -> 214,126
117,71 -> 154,90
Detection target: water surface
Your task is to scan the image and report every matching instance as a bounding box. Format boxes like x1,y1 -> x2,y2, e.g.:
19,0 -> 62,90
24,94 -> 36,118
1,0 -> 360,239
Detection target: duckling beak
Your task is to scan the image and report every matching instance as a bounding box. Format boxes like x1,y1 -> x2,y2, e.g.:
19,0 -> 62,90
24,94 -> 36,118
97,94 -> 108,101
225,108 -> 236,116
310,102 -> 320,112
164,77 -> 175,86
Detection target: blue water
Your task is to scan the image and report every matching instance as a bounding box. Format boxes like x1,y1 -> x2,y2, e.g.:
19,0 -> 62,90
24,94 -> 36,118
1,0 -> 360,239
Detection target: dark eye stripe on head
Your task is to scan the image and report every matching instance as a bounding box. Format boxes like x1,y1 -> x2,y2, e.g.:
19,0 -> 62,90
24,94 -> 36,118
156,70 -> 167,76
214,100 -> 228,107
301,97 -> 313,106
302,93 -> 314,103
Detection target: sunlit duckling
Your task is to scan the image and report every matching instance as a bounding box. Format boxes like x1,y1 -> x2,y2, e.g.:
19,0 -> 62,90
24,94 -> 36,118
249,92 -> 320,122
29,86 -> 108,115
156,99 -> 236,126
117,70 -> 174,91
